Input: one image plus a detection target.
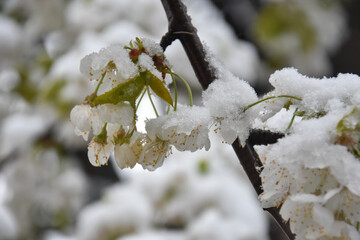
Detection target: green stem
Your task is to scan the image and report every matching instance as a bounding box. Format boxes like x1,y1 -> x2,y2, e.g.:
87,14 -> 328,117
166,103 -> 171,114
243,95 -> 302,112
136,89 -> 147,111
126,126 -> 136,141
93,72 -> 107,96
147,85 -> 159,117
170,72 -> 178,111
287,107 -> 299,131
129,100 -> 137,127
167,71 -> 193,107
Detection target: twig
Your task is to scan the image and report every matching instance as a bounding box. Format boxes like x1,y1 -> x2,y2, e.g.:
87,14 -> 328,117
160,0 -> 295,239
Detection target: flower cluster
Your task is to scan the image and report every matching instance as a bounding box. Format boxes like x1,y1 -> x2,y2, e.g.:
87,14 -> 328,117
70,38 -> 211,170
254,68 -> 360,239
71,38 -> 360,239
71,38 -> 267,170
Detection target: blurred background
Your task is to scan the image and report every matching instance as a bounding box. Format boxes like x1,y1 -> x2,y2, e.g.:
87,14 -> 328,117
0,0 -> 359,239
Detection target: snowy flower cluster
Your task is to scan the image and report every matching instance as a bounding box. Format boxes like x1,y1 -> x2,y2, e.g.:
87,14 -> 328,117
71,34 -> 360,239
254,68 -> 360,239
70,38 -> 212,171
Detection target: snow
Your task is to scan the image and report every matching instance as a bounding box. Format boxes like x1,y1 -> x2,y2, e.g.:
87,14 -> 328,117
202,68 -> 258,145
145,106 -> 211,152
268,68 -> 360,113
80,45 -> 139,95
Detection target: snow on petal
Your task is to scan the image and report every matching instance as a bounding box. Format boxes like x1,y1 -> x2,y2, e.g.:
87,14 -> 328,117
255,68 -> 360,239
202,75 -> 258,145
141,38 -> 164,57
97,103 -> 134,126
80,44 -> 138,95
146,106 -> 211,152
268,68 -> 360,113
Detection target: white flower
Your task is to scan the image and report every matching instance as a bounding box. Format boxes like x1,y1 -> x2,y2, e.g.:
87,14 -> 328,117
88,139 -> 113,167
255,103 -> 360,239
114,144 -> 137,170
114,132 -> 145,169
87,123 -> 121,167
70,104 -> 92,140
70,102 -> 134,142
256,142 -> 342,208
138,138 -> 172,171
255,149 -> 293,208
281,199 -> 332,239
173,126 -> 210,152
280,188 -> 360,239
146,106 -> 211,152
325,188 -> 360,236
70,104 -> 103,141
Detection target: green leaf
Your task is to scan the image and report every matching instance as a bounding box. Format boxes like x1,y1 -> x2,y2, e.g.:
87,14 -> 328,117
94,123 -> 107,144
145,71 -> 173,106
93,73 -> 145,106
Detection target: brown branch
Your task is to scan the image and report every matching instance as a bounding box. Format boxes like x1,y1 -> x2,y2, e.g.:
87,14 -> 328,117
160,0 -> 217,89
160,0 -> 295,239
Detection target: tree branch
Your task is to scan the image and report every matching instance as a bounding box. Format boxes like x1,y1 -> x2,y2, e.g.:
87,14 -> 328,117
160,0 -> 295,239
160,0 -> 217,89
